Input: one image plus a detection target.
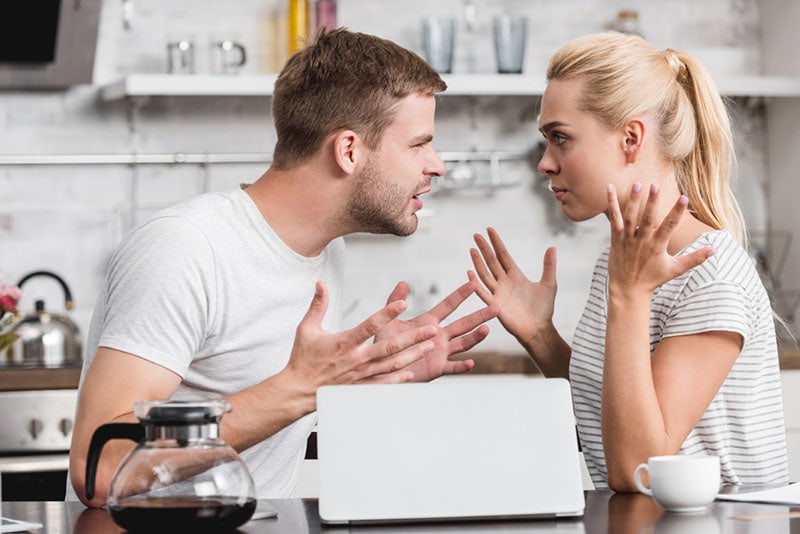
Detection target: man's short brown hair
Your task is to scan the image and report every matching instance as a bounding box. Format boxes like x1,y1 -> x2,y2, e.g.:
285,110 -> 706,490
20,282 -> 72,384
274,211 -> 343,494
271,28 -> 447,170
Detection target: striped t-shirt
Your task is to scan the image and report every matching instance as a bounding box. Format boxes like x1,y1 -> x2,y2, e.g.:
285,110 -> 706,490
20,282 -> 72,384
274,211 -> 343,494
570,230 -> 789,488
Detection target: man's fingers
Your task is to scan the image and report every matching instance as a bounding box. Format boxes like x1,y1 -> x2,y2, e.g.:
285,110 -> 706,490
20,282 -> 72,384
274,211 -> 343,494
370,325 -> 438,360
298,281 -> 329,333
385,281 -> 408,305
442,305 -> 498,339
425,280 -> 477,321
446,324 -> 491,355
440,358 -> 475,376
352,299 -> 407,342
357,370 -> 415,385
363,333 -> 436,378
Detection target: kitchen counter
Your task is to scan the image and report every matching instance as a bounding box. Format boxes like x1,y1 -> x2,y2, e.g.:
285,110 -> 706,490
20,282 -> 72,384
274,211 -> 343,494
1,348 -> 796,391
3,491 -> 800,533
0,366 -> 81,391
464,348 -> 800,374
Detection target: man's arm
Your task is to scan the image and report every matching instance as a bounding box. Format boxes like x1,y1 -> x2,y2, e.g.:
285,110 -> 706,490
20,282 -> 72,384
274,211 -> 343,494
70,281 -> 438,507
69,348 -> 182,508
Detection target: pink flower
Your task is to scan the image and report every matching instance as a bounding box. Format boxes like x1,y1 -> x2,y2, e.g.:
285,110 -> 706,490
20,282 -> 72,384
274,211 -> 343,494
0,284 -> 22,315
0,294 -> 17,315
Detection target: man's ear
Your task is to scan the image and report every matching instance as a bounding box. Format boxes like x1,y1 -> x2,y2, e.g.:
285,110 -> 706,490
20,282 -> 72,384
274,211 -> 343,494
332,130 -> 360,175
622,118 -> 645,163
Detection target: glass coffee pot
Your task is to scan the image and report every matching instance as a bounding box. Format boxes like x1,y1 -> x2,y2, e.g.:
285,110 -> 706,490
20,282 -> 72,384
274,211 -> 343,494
85,399 -> 256,531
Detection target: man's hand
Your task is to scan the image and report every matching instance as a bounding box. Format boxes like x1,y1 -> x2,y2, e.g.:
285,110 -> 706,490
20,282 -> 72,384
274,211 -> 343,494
376,280 -> 499,382
283,281 -> 439,403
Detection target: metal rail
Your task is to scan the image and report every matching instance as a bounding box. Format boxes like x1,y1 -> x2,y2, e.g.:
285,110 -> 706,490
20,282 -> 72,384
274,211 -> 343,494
0,150 -> 529,166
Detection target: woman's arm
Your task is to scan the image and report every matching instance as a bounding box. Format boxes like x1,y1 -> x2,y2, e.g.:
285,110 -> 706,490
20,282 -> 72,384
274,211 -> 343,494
601,184 -> 734,491
469,228 -> 571,378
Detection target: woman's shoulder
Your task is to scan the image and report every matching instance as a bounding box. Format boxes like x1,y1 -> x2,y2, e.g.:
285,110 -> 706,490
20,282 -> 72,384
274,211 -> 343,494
678,230 -> 764,294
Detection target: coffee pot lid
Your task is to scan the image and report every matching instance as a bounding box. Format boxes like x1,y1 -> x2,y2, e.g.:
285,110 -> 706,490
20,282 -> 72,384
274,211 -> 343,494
134,399 -> 231,426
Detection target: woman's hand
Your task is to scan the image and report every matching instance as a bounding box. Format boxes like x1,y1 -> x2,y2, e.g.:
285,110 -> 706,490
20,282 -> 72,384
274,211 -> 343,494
468,227 -> 557,346
605,183 -> 714,297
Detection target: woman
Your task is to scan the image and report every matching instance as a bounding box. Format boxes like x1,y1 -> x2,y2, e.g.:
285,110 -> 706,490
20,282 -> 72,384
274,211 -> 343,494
469,32 -> 789,491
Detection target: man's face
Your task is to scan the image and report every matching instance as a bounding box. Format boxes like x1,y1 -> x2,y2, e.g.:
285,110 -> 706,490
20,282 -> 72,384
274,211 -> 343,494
346,93 -> 445,236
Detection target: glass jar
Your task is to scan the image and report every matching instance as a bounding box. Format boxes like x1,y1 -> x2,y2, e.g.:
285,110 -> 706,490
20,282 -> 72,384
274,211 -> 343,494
609,10 -> 642,36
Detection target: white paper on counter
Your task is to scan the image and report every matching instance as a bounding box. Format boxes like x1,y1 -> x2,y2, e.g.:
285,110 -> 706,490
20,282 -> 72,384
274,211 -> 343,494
716,481 -> 800,505
0,516 -> 43,532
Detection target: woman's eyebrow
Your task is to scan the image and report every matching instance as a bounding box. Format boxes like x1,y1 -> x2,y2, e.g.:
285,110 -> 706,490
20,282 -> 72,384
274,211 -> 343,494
540,121 -> 566,134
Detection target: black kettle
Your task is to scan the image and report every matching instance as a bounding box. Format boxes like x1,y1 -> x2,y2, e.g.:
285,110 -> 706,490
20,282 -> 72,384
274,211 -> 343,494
2,270 -> 82,368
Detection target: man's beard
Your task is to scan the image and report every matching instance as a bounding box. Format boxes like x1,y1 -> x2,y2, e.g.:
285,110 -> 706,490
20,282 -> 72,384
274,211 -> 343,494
346,153 -> 419,237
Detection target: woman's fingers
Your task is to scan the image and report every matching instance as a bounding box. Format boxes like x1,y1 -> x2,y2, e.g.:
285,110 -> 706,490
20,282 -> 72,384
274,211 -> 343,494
540,247 -> 558,287
607,184 -> 625,234
486,227 -> 520,273
623,182 -> 644,236
473,232 -> 505,282
653,195 -> 689,244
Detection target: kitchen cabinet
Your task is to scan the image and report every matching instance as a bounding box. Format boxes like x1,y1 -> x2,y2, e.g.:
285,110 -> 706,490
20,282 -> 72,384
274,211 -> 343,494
781,370 -> 800,482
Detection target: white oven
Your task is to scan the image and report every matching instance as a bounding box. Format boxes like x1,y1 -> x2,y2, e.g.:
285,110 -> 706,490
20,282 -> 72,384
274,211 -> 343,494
0,389 -> 76,501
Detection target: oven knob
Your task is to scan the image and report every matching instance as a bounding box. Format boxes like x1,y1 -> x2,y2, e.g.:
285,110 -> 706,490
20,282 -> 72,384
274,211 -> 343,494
59,418 -> 74,437
27,418 -> 44,440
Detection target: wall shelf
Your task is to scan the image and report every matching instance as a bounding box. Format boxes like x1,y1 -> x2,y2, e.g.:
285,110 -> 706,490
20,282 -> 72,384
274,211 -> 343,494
98,73 -> 800,101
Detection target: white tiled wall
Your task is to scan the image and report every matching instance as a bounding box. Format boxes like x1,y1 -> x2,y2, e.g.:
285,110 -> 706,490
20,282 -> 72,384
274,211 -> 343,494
0,0 -> 775,355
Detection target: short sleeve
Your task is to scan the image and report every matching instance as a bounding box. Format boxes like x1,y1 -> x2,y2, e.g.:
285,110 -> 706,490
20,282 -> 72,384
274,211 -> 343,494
98,216 -> 216,378
662,280 -> 750,341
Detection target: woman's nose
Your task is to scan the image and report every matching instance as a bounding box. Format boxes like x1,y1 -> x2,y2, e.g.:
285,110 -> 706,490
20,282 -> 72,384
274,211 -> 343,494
538,146 -> 557,176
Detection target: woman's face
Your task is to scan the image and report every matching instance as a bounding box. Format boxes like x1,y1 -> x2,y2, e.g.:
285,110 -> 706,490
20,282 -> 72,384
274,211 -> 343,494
537,77 -> 630,222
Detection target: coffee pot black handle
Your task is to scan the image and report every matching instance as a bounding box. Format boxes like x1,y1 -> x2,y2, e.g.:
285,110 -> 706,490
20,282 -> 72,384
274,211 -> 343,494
85,423 -> 145,501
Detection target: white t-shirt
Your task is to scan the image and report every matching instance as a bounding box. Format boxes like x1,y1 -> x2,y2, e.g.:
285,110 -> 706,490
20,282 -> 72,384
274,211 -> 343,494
67,185 -> 345,499
570,230 -> 789,487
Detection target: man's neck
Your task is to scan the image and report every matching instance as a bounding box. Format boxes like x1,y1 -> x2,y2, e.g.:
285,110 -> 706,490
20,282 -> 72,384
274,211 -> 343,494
244,167 -> 346,258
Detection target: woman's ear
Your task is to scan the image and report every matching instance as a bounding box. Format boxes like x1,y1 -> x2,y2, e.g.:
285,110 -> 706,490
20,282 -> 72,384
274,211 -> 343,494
622,118 -> 645,163
332,130 -> 360,175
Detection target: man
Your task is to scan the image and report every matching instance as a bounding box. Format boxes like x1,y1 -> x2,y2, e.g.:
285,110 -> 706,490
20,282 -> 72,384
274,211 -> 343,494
68,28 -> 498,506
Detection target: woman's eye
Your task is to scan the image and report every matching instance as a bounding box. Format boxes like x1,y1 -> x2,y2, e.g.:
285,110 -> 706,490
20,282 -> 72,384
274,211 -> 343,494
553,133 -> 567,145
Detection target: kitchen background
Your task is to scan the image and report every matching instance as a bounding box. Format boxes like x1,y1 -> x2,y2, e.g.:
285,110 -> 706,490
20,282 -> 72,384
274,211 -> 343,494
1,0 -> 798,359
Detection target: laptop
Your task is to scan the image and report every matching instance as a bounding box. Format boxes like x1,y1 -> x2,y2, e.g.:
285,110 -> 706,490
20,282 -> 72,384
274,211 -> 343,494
316,377 -> 586,525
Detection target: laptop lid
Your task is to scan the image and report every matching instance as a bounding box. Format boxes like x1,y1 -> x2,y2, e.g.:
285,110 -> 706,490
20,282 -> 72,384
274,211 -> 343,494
316,377 -> 585,525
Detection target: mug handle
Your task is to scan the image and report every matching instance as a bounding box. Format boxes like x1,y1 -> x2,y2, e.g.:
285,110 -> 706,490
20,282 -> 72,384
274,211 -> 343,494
229,42 -> 247,67
633,463 -> 652,496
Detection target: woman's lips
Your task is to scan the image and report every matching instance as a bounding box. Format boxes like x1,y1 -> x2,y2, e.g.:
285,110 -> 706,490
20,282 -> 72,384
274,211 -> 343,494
552,186 -> 567,201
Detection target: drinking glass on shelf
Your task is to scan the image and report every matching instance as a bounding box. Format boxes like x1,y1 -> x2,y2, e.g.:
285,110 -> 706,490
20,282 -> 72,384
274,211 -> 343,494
421,16 -> 455,74
493,15 -> 527,73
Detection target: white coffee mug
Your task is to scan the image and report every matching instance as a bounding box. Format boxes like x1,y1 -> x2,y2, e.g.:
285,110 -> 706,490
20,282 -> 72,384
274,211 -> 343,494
634,454 -> 720,512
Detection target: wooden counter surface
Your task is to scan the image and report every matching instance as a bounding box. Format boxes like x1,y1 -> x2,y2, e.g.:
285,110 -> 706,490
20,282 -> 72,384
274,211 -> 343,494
0,348 -> 797,392
462,348 -> 800,374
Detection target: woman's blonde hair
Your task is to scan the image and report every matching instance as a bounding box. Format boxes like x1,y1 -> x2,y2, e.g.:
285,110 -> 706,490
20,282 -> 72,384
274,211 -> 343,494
547,32 -> 746,245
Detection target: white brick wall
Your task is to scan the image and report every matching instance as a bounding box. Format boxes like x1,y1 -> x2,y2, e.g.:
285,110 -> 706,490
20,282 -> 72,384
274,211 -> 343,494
0,0 -> 773,354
